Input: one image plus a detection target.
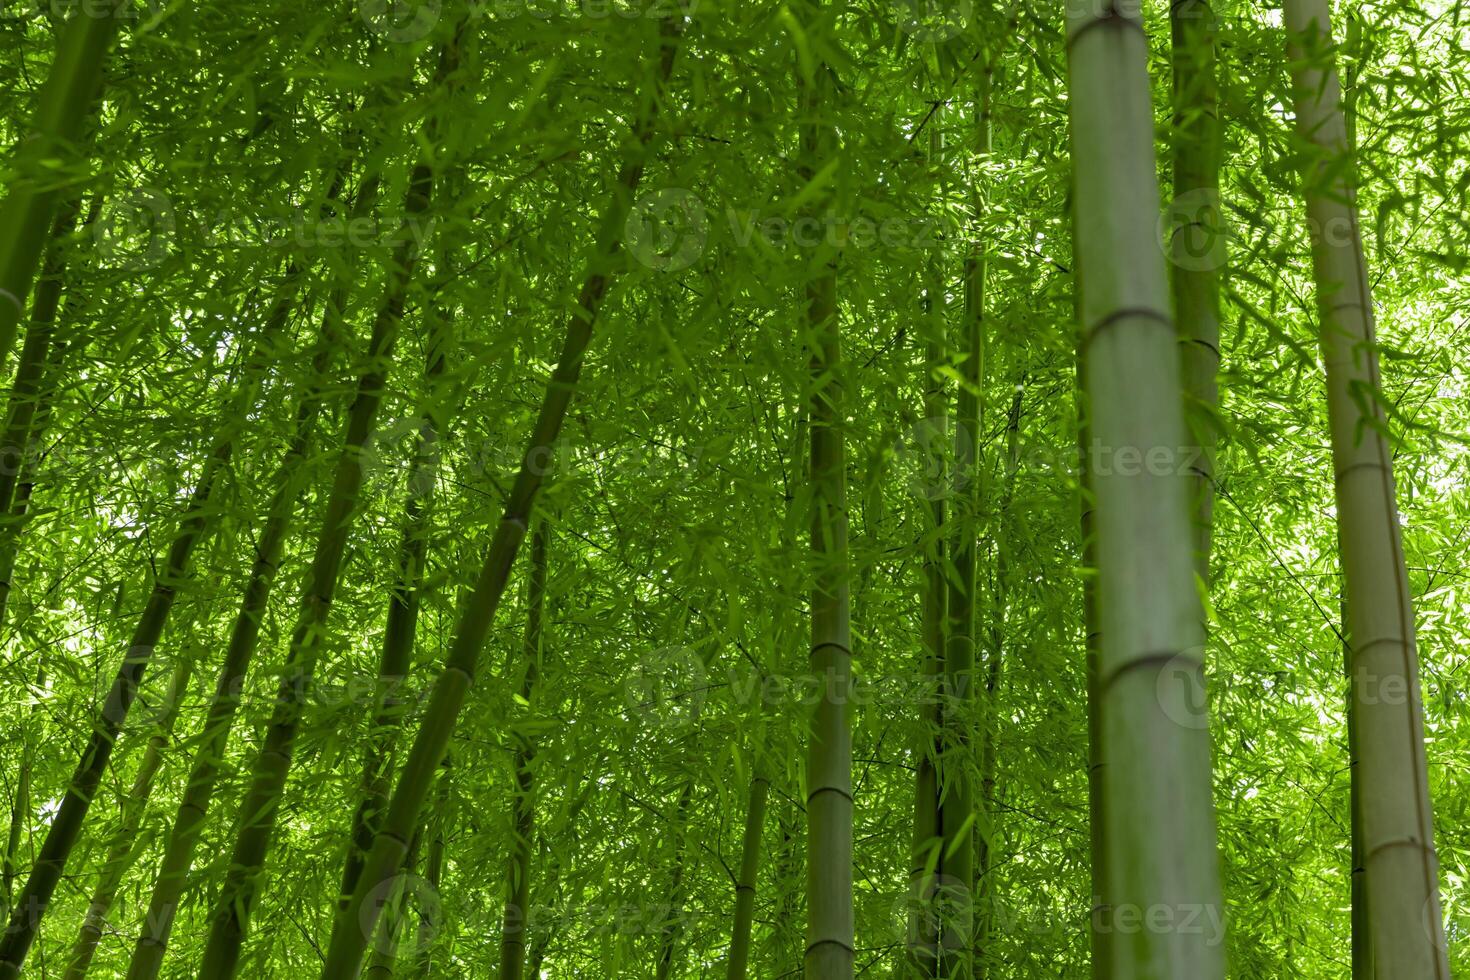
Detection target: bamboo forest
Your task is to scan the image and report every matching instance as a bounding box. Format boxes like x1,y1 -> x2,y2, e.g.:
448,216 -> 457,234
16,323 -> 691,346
1,0 -> 1469,977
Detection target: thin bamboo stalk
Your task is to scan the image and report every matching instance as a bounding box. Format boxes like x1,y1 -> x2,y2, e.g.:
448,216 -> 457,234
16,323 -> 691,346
317,21 -> 681,977
1283,1 -> 1450,975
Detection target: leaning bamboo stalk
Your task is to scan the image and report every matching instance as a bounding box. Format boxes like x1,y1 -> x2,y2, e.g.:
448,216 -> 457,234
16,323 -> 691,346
0,435 -> 230,977
975,384 -> 1021,980
196,66 -> 452,975
655,782 -> 696,980
337,270 -> 453,911
910,207 -> 947,977
121,275 -> 355,980
0,268 -> 297,974
63,642 -> 197,980
726,754 -> 770,980
496,520 -> 549,980
1064,0 -> 1225,976
1283,1 -> 1450,975
0,0 -> 123,363
319,20 -> 681,976
0,198 -> 83,522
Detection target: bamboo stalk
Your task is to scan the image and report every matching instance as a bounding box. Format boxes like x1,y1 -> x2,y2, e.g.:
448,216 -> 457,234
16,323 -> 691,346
318,20 -> 681,976
196,67 -> 451,975
1064,0 -> 1225,975
1283,2 -> 1449,975
497,520 -> 548,980
0,1 -> 122,363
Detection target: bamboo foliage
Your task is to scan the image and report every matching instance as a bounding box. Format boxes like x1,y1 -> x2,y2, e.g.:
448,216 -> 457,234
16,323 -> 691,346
1283,1 -> 1451,975
122,261 -> 354,980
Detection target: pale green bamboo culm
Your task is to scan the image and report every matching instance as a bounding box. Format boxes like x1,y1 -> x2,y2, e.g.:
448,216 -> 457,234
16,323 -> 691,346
317,20 -> 682,977
1284,1 -> 1451,976
0,1 -> 123,366
1064,0 -> 1226,977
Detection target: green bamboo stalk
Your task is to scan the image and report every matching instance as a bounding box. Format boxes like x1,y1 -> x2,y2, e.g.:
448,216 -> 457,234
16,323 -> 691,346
0,437 -> 229,977
0,193 -> 98,633
2,666 -> 43,918
0,198 -> 82,520
974,384 -> 1020,980
726,761 -> 770,980
412,755 -> 452,979
122,280 -> 354,980
0,0 -> 123,364
337,267 -> 453,912
1064,0 -> 1225,976
0,199 -> 86,918
1170,0 -> 1222,584
196,82 -> 450,977
363,833 -> 420,980
655,782 -> 695,980
797,19 -> 851,980
63,641 -> 197,980
1341,597 -> 1373,979
1078,351 -> 1109,980
318,21 -> 680,976
910,167 -> 948,976
497,520 -> 548,980
1283,1 -> 1449,975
